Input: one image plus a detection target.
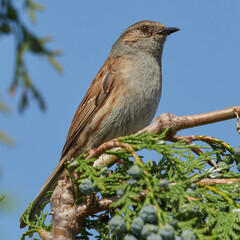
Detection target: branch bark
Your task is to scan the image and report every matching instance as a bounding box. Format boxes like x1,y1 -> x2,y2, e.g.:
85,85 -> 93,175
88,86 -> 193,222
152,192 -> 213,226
92,105 -> 240,167
139,105 -> 240,137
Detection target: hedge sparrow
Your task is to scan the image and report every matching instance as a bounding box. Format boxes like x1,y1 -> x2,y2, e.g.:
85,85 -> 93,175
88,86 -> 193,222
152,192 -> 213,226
20,20 -> 179,227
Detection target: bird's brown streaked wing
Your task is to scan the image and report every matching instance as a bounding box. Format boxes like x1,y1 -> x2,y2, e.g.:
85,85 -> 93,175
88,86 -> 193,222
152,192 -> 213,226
60,56 -> 125,159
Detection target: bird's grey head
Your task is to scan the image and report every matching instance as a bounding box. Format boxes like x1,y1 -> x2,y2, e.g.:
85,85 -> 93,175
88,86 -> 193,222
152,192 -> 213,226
110,20 -> 179,58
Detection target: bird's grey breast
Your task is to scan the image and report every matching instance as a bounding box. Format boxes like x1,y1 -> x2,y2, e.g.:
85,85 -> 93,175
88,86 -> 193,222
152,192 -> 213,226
94,53 -> 162,142
120,53 -> 162,133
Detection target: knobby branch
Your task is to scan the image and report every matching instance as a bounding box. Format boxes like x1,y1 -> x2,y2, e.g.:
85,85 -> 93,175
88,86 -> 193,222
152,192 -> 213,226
40,105 -> 240,240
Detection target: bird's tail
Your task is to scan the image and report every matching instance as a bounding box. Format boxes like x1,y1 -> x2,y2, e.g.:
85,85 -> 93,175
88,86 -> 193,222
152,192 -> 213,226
20,157 -> 67,228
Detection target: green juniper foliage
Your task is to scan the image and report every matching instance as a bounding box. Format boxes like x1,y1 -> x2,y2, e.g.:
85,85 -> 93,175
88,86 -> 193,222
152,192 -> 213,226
21,131 -> 240,240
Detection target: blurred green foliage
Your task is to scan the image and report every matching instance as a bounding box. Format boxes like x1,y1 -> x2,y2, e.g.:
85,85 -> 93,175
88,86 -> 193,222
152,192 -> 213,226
0,0 -> 62,144
0,97 -> 14,145
0,0 -> 62,112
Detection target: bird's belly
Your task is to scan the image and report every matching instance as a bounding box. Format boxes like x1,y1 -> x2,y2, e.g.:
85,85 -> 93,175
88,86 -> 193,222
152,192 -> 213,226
96,83 -> 161,142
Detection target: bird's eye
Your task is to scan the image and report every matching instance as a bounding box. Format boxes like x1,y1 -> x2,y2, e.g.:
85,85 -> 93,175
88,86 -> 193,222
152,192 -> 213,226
140,26 -> 149,33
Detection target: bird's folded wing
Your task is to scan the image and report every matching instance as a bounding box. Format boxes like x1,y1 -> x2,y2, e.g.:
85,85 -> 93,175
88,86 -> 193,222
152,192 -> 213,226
60,55 -> 126,159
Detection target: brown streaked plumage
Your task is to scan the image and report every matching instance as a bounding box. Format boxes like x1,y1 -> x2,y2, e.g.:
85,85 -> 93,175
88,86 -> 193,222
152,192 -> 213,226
20,20 -> 179,228
60,55 -> 126,159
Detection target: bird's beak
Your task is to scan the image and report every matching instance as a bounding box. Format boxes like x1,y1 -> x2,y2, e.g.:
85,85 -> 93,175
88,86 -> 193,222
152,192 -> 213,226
158,27 -> 180,35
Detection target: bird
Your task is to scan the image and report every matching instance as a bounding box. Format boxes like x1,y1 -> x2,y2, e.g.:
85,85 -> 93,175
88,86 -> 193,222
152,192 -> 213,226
20,20 -> 179,228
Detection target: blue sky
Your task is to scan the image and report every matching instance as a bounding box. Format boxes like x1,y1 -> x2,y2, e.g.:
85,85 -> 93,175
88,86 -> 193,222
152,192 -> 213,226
0,1 -> 240,239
